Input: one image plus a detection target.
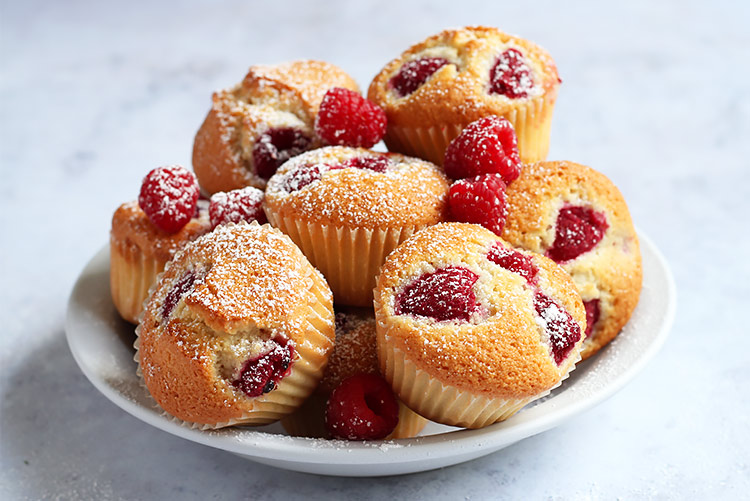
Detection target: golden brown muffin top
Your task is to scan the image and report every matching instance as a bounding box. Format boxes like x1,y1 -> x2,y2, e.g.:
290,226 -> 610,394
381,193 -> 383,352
138,222 -> 335,426
368,26 -> 560,127
263,146 -> 449,228
374,222 -> 585,399
110,200 -> 211,263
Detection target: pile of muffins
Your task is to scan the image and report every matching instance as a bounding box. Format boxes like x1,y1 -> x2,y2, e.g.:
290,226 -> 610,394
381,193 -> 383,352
110,26 -> 642,439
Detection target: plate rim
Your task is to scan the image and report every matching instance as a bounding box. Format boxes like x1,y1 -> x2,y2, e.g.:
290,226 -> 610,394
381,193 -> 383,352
65,229 -> 675,473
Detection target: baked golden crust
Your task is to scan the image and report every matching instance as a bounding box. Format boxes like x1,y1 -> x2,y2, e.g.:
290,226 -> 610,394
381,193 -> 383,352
264,146 -> 449,228
374,222 -> 585,400
367,26 -> 560,164
502,161 -> 643,359
137,222 -> 335,428
192,60 -> 359,194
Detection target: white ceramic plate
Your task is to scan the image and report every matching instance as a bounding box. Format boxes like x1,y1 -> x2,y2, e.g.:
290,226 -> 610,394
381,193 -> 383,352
65,231 -> 675,477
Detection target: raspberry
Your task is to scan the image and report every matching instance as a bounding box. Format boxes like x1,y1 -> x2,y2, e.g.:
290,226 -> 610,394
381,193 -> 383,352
282,164 -> 323,193
209,187 -> 267,228
396,266 -> 480,322
138,165 -> 200,234
487,243 -> 538,284
325,373 -> 399,441
489,48 -> 534,99
583,299 -> 600,339
389,57 -> 449,97
232,337 -> 295,398
340,155 -> 390,173
444,116 -> 522,183
534,292 -> 582,365
252,128 -> 312,180
315,88 -> 387,148
547,206 -> 609,263
448,174 -> 508,236
162,270 -> 199,320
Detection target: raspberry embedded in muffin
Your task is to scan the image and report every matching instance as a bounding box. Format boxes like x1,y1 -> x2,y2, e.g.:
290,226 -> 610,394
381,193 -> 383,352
547,205 -> 609,263
396,266 -> 480,322
252,127 -> 313,180
489,48 -> 535,99
232,336 -> 295,397
389,57 -> 450,97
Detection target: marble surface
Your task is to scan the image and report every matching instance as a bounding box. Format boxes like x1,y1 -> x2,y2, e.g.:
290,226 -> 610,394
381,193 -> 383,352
1,0 -> 748,499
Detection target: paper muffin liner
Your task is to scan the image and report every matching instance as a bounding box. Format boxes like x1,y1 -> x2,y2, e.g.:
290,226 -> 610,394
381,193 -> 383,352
383,92 -> 557,166
109,236 -> 165,324
134,235 -> 336,430
269,214 -> 424,307
280,391 -> 427,439
375,306 -> 583,429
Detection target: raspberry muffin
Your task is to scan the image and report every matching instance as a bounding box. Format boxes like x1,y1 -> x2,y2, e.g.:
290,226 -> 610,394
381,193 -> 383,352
368,26 -> 560,165
193,60 -> 359,195
136,222 -> 335,429
502,161 -> 642,359
263,146 -> 449,306
374,223 -> 585,428
110,166 -> 211,324
281,307 -> 427,439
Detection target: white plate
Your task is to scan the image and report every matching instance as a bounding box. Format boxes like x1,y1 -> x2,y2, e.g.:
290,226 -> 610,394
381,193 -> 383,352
65,231 -> 675,477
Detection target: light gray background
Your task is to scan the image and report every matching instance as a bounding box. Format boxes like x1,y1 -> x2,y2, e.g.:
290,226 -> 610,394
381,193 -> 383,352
2,1 -> 748,499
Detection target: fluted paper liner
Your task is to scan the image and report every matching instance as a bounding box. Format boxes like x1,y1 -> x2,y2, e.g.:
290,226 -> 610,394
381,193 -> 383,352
383,92 -> 557,166
110,236 -> 164,324
269,213 -> 424,307
375,298 -> 582,429
134,229 -> 336,430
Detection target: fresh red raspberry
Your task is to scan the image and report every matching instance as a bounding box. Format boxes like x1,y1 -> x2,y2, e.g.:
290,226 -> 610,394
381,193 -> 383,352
252,128 -> 312,180
487,243 -> 538,284
282,164 -> 323,193
443,116 -> 522,183
138,165 -> 200,234
546,206 -> 609,263
232,337 -> 295,398
448,174 -> 508,236
325,373 -> 399,440
534,292 -> 582,365
583,299 -> 600,339
340,155 -> 390,173
209,187 -> 267,228
315,88 -> 387,148
489,48 -> 535,99
396,266 -> 480,322
389,57 -> 449,97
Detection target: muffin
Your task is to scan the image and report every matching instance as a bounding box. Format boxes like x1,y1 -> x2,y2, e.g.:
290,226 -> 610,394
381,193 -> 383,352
110,199 -> 211,324
368,26 -> 560,165
136,222 -> 335,429
193,60 -> 360,195
501,161 -> 642,359
374,222 -> 585,428
281,307 -> 427,439
263,146 -> 449,306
